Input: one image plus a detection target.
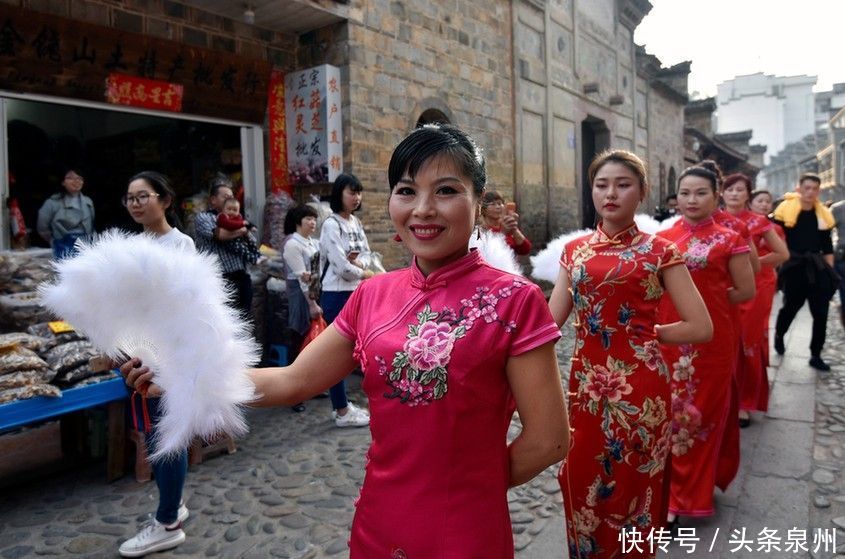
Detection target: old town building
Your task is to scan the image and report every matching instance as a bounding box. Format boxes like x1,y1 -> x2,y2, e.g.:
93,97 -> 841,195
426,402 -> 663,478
1,0 -> 691,266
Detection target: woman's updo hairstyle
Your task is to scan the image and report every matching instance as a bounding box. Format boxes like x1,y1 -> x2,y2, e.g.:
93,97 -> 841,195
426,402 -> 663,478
388,124 -> 486,196
678,159 -> 723,194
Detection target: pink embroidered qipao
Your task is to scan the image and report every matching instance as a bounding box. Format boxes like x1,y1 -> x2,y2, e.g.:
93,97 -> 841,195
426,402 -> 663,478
334,250 -> 560,558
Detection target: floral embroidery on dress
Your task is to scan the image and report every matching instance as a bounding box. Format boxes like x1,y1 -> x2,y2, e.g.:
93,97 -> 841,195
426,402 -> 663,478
684,234 -> 728,271
377,280 -> 527,406
669,345 -> 712,456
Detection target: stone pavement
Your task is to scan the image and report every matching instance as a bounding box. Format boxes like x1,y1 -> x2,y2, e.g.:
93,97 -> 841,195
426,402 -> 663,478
1,297 -> 843,559
0,342 -> 573,559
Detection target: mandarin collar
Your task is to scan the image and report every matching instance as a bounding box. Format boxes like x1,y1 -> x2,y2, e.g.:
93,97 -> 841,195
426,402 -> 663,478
681,216 -> 714,231
592,222 -> 640,244
410,249 -> 483,291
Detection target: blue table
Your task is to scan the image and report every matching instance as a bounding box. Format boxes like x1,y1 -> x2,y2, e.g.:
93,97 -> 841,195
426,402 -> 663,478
0,377 -> 130,480
0,376 -> 129,432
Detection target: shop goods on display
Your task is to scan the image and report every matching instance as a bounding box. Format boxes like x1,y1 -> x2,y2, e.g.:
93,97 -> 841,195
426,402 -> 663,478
0,326 -> 119,406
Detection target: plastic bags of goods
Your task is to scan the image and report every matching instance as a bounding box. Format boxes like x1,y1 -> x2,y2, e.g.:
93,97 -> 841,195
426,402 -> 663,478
0,291 -> 55,332
0,384 -> 61,404
25,322 -> 115,388
26,322 -> 86,351
0,332 -> 46,352
0,341 -> 59,403
0,248 -> 55,295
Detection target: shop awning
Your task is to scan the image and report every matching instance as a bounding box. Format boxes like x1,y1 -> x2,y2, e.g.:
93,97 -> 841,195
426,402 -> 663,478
181,0 -> 349,35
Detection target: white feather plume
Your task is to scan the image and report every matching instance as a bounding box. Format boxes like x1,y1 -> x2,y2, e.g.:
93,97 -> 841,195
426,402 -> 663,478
658,215 -> 682,231
39,230 -> 260,460
469,230 -> 523,276
529,228 -> 593,283
634,213 -> 662,235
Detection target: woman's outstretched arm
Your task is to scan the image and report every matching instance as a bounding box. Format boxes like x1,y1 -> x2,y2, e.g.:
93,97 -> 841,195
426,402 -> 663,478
249,325 -> 358,407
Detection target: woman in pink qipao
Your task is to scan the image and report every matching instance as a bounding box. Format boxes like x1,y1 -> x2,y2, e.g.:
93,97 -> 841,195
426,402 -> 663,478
249,124 -> 570,558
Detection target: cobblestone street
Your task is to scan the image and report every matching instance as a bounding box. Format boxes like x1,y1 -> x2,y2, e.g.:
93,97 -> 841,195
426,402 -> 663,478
0,335 -> 575,559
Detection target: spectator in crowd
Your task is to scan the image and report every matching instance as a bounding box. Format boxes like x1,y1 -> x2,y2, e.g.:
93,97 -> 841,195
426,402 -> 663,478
194,173 -> 254,320
37,167 -> 95,259
773,173 -> 837,371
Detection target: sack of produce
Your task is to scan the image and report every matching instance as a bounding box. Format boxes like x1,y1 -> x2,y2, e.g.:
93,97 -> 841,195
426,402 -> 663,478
0,368 -> 57,390
42,340 -> 98,375
0,345 -> 50,375
0,383 -> 61,404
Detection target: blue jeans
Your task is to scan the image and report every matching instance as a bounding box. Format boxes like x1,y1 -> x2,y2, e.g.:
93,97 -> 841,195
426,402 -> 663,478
52,233 -> 83,260
320,290 -> 353,411
132,394 -> 188,525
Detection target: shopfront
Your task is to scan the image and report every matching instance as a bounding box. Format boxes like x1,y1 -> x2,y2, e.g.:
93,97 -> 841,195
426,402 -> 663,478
0,3 -> 271,249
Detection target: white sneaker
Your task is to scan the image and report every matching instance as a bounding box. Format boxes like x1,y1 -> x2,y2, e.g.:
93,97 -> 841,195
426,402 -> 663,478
177,502 -> 189,524
118,519 -> 185,557
333,402 -> 370,428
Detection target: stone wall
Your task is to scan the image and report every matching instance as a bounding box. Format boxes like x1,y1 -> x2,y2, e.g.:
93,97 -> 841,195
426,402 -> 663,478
341,0 -> 515,268
513,0 -> 650,239
646,87 -> 685,207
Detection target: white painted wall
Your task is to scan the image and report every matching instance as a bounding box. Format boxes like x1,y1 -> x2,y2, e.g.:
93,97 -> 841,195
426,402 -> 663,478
716,73 -> 816,163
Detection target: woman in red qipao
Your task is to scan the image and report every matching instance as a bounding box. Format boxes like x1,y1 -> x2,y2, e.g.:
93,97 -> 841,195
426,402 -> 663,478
550,150 -> 712,559
244,124 -> 571,558
697,160 -> 757,491
722,175 -> 789,426
749,189 -> 787,373
658,164 -> 756,526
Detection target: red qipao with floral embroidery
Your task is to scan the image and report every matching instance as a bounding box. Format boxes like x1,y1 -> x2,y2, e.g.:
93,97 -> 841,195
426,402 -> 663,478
657,217 -> 749,517
732,210 -> 775,412
333,250 -> 560,558
557,223 -> 683,559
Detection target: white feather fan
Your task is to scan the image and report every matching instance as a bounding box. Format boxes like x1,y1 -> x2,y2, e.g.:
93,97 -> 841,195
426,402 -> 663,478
469,230 -> 523,276
658,215 -> 682,231
39,230 -> 259,460
634,213 -> 662,235
529,228 -> 593,283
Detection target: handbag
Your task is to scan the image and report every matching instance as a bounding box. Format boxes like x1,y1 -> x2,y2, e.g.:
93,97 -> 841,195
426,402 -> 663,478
301,316 -> 327,350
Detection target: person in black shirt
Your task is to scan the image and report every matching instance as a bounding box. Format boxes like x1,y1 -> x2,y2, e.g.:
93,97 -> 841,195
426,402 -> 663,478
772,174 -> 838,371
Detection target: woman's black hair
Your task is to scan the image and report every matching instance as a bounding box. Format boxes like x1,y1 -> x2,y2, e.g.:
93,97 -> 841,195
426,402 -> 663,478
678,159 -> 723,194
128,171 -> 182,228
387,124 -> 486,196
329,173 -> 364,214
283,204 -> 319,235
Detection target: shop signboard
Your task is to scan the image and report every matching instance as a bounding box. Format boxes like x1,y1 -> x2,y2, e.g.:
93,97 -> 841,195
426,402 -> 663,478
284,64 -> 342,185
106,73 -> 183,112
0,5 -> 270,123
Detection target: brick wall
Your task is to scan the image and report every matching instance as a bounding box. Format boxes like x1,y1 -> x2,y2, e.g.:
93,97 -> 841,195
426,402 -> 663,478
340,0 -> 515,268
647,89 -> 685,210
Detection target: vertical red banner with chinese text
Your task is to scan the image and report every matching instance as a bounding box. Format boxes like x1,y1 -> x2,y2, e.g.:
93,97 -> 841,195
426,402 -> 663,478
268,70 -> 291,195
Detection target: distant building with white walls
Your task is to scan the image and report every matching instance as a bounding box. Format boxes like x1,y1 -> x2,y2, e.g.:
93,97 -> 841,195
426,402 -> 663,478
716,73 -> 817,163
